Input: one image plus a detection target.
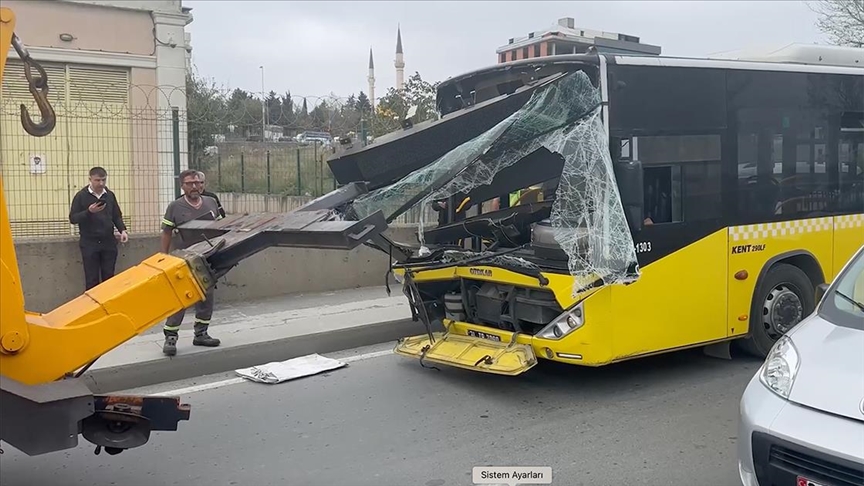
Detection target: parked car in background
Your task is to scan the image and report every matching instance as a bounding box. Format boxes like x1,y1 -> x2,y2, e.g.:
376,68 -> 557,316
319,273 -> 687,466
738,244 -> 864,486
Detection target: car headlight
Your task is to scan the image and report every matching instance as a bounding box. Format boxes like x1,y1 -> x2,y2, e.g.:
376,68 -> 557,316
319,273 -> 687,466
537,302 -> 585,340
759,335 -> 800,399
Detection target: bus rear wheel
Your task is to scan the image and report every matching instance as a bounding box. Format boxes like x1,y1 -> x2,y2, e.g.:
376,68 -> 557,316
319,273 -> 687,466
740,263 -> 815,358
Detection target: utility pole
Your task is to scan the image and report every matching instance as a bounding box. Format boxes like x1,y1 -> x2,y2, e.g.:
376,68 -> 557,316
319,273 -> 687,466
260,65 -> 266,140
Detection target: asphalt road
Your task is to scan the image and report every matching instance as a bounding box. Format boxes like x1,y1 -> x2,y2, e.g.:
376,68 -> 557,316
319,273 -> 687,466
0,343 -> 763,486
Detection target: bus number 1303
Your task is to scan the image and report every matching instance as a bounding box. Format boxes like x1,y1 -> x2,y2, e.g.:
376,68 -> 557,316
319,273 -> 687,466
635,241 -> 652,253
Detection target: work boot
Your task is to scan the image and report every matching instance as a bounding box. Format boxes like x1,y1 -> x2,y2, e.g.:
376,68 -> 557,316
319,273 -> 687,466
163,335 -> 177,356
193,331 -> 220,347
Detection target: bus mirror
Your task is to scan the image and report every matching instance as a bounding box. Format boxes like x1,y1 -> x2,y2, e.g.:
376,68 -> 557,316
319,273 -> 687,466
614,159 -> 644,234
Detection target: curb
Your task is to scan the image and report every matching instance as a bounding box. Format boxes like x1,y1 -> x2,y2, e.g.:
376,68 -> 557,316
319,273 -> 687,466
82,318 -> 427,394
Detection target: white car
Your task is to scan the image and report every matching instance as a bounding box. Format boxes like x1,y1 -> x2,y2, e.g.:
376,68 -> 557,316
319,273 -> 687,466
738,244 -> 864,486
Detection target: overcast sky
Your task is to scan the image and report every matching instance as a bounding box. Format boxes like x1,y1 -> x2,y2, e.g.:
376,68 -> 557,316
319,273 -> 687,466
183,0 -> 826,101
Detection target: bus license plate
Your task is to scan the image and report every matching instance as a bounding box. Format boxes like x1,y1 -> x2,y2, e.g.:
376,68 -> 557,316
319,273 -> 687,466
467,330 -> 501,342
798,477 -> 827,486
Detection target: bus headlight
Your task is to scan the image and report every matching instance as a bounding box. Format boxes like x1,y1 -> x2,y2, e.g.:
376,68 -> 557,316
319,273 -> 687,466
537,302 -> 585,340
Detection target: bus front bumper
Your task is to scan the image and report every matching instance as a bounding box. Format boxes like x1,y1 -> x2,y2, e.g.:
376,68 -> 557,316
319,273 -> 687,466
394,330 -> 539,376
393,313 -> 593,375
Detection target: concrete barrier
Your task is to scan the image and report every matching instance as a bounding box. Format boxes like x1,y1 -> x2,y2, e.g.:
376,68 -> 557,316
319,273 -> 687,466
14,224 -> 420,313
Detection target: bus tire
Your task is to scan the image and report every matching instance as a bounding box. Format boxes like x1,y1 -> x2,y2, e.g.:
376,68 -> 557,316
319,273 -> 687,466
739,263 -> 815,358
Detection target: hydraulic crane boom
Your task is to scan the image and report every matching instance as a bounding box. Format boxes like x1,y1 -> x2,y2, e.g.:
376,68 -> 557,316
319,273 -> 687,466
0,7 -> 198,457
0,7 -> 388,457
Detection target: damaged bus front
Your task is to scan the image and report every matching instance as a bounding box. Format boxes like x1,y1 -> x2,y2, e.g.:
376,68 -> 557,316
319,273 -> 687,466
321,54 -> 645,375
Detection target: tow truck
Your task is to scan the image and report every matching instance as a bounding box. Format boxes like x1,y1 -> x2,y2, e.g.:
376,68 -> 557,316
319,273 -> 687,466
0,8 -> 387,457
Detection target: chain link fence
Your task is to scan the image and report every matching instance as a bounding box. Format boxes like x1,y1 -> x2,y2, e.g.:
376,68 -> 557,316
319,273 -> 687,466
0,63 -> 415,239
189,137 -> 336,197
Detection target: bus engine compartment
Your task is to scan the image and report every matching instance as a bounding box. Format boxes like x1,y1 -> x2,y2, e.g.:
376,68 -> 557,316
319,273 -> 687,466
432,277 -> 566,337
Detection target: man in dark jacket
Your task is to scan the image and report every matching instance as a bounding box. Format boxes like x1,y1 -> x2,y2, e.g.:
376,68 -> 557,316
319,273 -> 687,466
69,166 -> 128,290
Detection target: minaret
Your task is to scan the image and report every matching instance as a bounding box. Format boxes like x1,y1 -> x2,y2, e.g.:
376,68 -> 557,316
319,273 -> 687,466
367,47 -> 375,111
394,25 -> 405,92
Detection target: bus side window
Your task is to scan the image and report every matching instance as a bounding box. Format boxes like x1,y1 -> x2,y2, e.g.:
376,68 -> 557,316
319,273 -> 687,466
736,131 -> 782,219
637,134 -> 722,225
730,70 -> 863,220
643,166 -> 678,224
838,111 -> 864,213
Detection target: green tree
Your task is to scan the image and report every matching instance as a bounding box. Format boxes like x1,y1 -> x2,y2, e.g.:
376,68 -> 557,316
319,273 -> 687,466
265,90 -> 282,126
344,94 -> 357,112
278,91 -> 295,133
339,92 -> 364,135
186,72 -> 228,158
356,91 -> 372,115
310,100 -> 330,131
373,71 -> 438,136
226,88 -> 262,137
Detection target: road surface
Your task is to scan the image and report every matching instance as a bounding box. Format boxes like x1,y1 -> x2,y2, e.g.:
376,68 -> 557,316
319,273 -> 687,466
0,343 -> 762,486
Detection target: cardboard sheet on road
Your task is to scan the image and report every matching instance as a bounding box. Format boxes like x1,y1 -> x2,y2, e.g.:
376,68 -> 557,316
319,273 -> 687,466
235,354 -> 347,384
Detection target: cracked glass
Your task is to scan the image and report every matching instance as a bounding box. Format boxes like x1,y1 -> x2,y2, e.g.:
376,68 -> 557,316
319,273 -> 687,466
348,70 -> 640,294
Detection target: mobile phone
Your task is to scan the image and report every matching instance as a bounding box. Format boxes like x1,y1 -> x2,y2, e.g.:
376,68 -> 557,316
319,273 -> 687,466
96,200 -> 106,207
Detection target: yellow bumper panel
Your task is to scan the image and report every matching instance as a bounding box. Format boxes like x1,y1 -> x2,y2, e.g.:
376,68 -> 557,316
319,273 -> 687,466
393,332 -> 537,376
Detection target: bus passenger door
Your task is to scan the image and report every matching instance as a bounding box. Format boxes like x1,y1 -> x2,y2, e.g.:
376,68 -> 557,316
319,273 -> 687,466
610,134 -> 730,357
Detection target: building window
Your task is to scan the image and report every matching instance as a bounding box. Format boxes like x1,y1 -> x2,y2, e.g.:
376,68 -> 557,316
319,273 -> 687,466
534,44 -> 541,57
511,50 -> 517,61
499,52 -> 506,63
522,47 -> 529,59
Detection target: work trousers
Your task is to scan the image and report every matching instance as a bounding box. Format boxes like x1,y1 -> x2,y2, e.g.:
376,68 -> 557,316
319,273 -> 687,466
163,286 -> 215,337
80,238 -> 118,290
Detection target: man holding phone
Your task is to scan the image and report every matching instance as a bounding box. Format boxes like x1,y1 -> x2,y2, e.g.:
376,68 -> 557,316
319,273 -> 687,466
69,166 -> 129,290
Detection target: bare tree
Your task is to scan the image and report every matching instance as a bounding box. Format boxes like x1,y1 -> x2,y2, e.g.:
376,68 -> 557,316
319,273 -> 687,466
808,0 -> 864,47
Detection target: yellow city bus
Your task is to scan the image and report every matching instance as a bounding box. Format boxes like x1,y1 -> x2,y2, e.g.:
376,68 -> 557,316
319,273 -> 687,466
324,45 -> 864,375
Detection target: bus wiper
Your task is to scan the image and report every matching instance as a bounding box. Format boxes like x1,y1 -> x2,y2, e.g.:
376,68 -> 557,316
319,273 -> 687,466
495,262 -> 550,286
834,290 -> 864,312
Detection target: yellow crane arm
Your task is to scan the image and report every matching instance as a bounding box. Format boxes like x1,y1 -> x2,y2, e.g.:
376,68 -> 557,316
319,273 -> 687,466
0,7 -> 210,386
0,6 -> 387,457
0,250 -> 210,385
0,8 -> 213,458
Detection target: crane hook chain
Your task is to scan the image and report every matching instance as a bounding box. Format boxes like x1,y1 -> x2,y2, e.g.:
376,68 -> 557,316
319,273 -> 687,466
11,32 -> 56,137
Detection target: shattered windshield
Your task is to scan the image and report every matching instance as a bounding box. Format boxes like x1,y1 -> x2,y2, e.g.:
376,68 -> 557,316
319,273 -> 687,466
349,70 -> 640,294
